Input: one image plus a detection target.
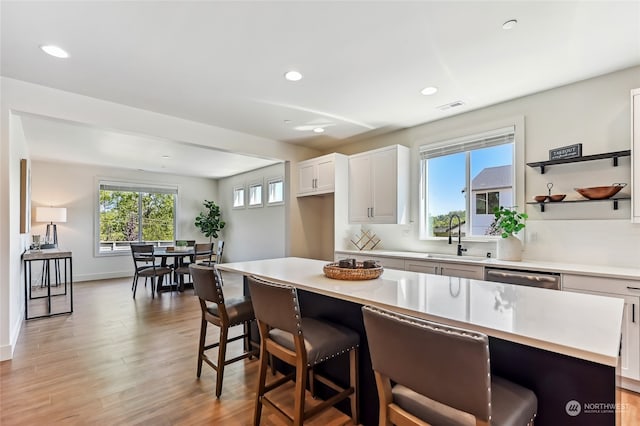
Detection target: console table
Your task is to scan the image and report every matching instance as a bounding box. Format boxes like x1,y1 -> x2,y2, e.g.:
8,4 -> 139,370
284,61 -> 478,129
23,248 -> 73,320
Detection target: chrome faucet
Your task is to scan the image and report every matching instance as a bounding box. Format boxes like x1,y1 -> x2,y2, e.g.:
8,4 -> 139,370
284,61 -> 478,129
448,214 -> 467,256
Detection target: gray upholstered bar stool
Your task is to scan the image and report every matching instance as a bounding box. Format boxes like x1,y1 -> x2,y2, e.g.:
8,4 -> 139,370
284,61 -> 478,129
247,275 -> 359,426
190,264 -> 257,398
362,305 -> 537,426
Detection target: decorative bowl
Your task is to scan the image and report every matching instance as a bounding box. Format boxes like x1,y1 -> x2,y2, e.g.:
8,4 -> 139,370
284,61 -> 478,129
323,262 -> 383,280
574,184 -> 626,200
533,195 -> 547,202
548,194 -> 566,202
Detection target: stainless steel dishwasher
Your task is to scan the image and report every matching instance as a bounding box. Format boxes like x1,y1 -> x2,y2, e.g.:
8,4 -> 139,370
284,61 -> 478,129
484,267 -> 561,290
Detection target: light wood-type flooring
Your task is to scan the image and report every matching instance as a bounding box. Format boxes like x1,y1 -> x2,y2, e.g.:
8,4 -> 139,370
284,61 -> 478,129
2,273 -> 640,425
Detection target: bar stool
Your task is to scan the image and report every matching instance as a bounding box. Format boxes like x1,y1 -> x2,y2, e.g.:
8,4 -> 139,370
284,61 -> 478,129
362,305 -> 537,426
189,264 -> 258,398
247,275 -> 359,426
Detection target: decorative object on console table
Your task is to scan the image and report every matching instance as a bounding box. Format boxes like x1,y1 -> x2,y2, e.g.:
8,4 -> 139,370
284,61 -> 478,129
549,143 -> 582,160
490,206 -> 527,261
350,228 -> 380,251
35,206 -> 67,246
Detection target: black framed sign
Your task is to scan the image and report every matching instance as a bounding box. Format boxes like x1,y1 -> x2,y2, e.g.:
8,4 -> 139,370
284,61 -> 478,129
549,143 -> 582,161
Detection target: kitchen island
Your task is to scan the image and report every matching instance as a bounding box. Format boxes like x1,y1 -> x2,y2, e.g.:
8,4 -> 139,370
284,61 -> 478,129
217,257 -> 624,425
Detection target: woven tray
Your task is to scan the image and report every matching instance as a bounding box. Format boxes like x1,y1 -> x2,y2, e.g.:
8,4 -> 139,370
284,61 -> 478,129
323,262 -> 384,280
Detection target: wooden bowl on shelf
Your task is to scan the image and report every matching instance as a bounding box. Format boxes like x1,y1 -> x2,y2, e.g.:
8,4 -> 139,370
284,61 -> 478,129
575,184 -> 626,200
533,195 -> 547,202
548,194 -> 566,202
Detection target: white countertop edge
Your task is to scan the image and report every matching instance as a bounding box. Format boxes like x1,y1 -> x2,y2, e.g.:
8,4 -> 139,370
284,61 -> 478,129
218,257 -> 622,367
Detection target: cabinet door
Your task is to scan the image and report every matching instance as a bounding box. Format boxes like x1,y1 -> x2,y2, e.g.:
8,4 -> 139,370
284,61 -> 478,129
566,288 -> 640,381
349,155 -> 373,223
298,162 -> 317,195
405,260 -> 440,275
315,158 -> 335,193
371,148 -> 397,223
440,264 -> 484,280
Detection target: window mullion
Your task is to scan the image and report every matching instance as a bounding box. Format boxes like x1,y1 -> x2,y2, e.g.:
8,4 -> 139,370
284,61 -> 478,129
465,151 -> 471,236
138,192 -> 143,243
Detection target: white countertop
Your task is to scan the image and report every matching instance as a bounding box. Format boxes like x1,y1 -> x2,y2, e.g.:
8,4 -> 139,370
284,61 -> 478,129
217,257 -> 623,367
336,249 -> 640,281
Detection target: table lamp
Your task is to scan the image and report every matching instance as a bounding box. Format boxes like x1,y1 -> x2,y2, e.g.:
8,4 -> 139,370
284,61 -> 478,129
35,206 -> 67,246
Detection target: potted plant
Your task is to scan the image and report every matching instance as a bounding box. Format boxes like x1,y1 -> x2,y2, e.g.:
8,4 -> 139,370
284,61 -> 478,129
491,206 -> 527,261
194,200 -> 226,243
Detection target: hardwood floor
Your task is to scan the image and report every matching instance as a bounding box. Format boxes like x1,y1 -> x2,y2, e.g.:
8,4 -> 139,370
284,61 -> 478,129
1,273 -> 639,425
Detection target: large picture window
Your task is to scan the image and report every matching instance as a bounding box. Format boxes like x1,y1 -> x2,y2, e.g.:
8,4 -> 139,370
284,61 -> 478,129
420,127 -> 515,239
98,181 -> 177,254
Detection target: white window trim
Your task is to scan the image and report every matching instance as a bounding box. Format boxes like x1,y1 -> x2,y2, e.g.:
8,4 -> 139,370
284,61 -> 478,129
248,181 -> 264,208
266,176 -> 285,206
233,185 -> 246,209
417,117 -> 525,241
95,178 -> 179,257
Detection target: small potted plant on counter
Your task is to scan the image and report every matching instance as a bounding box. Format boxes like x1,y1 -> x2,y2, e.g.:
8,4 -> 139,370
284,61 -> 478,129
490,206 -> 527,261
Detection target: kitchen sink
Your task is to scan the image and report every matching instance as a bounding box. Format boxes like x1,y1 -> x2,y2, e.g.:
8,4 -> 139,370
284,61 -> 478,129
423,253 -> 488,262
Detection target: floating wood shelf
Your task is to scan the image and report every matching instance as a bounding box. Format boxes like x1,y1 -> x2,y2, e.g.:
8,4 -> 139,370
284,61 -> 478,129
526,150 -> 630,174
526,196 -> 630,212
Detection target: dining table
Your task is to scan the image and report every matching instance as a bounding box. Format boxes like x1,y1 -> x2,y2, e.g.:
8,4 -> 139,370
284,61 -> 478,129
153,247 -> 194,292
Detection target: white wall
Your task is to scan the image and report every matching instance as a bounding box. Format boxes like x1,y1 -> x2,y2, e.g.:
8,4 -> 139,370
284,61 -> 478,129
30,160 -> 218,282
218,163 -> 287,262
331,66 -> 640,267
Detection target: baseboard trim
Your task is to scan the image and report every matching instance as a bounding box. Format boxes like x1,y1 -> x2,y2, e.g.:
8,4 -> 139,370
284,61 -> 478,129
75,271 -> 132,282
1,311 -> 23,361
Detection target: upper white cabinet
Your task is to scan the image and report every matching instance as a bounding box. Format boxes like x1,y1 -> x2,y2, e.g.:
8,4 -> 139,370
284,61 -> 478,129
632,88 -> 640,222
348,145 -> 410,224
297,153 -> 345,197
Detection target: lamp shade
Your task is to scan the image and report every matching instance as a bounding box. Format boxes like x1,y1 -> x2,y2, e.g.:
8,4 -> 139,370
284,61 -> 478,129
35,207 -> 67,223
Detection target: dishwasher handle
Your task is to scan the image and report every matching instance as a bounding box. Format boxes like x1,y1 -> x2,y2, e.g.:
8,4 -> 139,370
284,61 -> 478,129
484,269 -> 561,290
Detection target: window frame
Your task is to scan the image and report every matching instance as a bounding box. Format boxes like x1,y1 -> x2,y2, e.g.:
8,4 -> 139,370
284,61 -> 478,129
248,181 -> 264,208
233,185 -> 246,209
418,119 -> 524,241
96,179 -> 178,257
266,176 -> 285,206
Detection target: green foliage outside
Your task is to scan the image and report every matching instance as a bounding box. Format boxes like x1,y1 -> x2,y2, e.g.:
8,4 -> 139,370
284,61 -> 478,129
100,190 -> 175,242
430,210 -> 465,237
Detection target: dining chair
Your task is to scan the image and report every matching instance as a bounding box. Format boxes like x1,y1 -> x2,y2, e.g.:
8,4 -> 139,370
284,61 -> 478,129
189,264 -> 258,398
198,240 -> 224,267
174,243 -> 212,288
362,305 -> 537,426
247,275 -> 359,425
130,244 -> 173,299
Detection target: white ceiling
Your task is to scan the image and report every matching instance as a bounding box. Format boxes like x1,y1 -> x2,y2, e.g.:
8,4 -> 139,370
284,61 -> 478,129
2,1 -> 640,177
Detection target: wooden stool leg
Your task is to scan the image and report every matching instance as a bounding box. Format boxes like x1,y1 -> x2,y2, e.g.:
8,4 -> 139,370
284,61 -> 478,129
215,326 -> 228,398
196,318 -> 207,378
253,345 -> 269,426
293,360 -> 307,426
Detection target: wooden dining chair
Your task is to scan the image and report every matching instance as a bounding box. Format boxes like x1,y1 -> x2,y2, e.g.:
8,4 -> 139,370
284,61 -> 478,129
130,244 -> 173,299
198,240 -> 224,267
174,243 -> 212,288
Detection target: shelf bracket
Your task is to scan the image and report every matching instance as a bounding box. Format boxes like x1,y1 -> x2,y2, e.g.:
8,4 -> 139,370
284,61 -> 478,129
613,156 -> 619,167
539,203 -> 545,213
540,165 -> 546,174
613,199 -> 619,210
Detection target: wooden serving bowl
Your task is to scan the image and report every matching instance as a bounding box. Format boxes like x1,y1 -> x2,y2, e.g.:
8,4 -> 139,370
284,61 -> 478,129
533,195 -> 547,202
548,194 -> 566,202
575,184 -> 626,200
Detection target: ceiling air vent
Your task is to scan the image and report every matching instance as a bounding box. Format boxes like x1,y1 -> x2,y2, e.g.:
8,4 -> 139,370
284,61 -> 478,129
437,100 -> 465,111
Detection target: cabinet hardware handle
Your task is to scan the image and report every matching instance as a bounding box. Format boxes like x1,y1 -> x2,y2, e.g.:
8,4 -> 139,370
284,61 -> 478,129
370,207 -> 374,217
633,303 -> 636,323
627,286 -> 640,291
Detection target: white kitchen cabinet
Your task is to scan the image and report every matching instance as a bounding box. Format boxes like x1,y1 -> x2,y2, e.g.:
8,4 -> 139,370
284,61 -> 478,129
348,145 -> 409,224
632,88 -> 640,222
297,153 -> 345,197
563,274 -> 640,388
405,259 -> 484,280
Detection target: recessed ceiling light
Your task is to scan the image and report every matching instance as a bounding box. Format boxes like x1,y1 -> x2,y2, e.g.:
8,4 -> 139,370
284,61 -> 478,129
284,70 -> 303,82
313,127 -> 325,133
161,155 -> 170,159
502,19 -> 518,30
420,86 -> 438,96
40,44 -> 69,58
284,119 -> 292,124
